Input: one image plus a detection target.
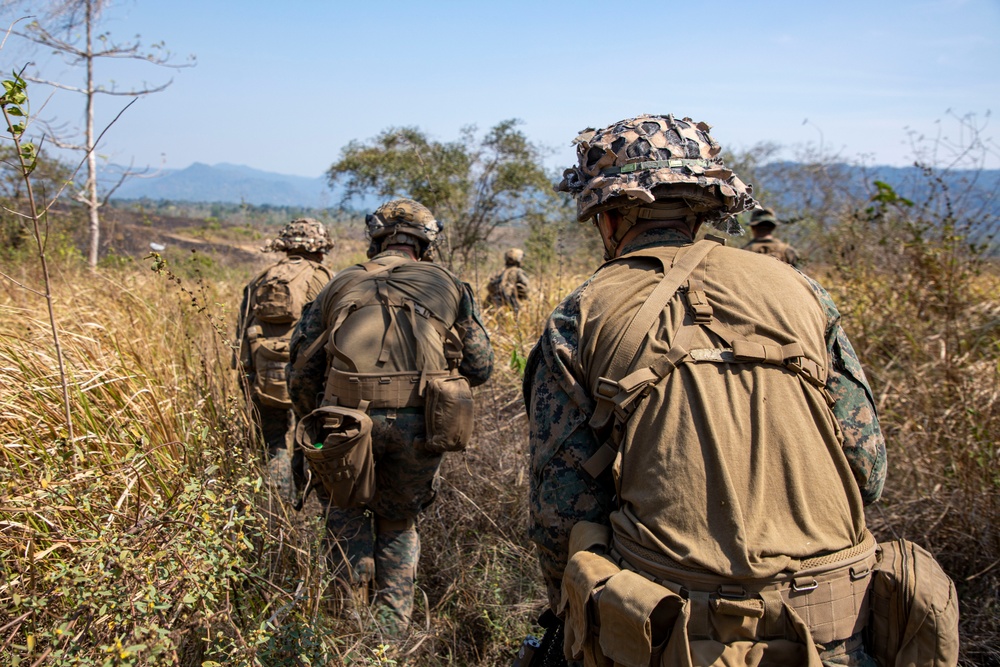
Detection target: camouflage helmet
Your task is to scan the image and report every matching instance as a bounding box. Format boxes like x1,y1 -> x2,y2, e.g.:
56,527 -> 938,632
556,114 -> 756,233
748,207 -> 779,227
504,248 -> 524,266
365,198 -> 443,259
263,218 -> 334,253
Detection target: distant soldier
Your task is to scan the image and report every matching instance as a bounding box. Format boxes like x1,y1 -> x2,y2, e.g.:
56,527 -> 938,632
742,207 -> 799,266
487,248 -> 531,311
235,218 -> 334,502
288,198 -> 493,635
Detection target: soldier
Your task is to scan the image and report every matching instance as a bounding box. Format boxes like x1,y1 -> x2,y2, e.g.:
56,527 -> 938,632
742,206 -> 800,266
524,115 -> 887,665
487,247 -> 531,312
288,198 -> 493,635
235,218 -> 334,502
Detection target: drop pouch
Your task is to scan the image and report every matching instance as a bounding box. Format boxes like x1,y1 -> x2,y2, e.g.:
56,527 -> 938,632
423,371 -> 474,453
295,405 -> 374,509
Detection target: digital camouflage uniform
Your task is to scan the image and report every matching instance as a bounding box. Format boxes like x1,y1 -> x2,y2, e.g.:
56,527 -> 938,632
288,241 -> 493,634
487,248 -> 531,312
236,221 -> 334,502
742,236 -> 799,266
528,115 -> 888,666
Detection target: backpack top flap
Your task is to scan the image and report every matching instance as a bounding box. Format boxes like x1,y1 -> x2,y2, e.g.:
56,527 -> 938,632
253,257 -> 315,324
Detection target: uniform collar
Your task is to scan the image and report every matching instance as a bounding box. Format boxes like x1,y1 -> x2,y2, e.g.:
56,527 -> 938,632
373,249 -> 416,261
618,227 -> 694,255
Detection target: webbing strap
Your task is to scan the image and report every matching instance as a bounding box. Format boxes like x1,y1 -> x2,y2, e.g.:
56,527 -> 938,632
292,259 -> 400,370
605,239 -> 720,383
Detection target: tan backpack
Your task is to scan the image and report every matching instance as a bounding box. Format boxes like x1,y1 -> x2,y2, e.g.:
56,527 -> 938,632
242,257 -> 331,407
252,257 -> 316,324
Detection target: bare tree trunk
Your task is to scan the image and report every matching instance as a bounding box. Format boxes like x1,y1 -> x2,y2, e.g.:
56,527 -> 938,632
84,0 -> 100,269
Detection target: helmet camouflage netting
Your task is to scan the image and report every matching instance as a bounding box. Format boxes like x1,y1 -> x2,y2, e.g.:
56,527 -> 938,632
262,218 -> 334,253
556,114 -> 757,234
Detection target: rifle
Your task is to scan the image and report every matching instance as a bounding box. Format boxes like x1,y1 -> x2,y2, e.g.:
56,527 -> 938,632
513,609 -> 566,667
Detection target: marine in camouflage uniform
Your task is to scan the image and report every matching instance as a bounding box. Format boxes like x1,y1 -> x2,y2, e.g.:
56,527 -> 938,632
742,207 -> 800,266
487,247 -> 531,312
525,115 -> 887,666
236,218 -> 334,502
288,199 -> 493,635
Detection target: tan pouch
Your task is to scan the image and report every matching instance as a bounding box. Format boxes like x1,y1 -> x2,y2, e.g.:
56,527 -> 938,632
868,539 -> 960,667
250,337 -> 292,408
423,371 -> 474,453
598,569 -> 688,667
295,406 -> 374,509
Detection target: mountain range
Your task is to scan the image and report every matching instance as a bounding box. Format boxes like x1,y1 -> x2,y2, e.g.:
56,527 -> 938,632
109,162 -> 999,218
110,162 -> 346,208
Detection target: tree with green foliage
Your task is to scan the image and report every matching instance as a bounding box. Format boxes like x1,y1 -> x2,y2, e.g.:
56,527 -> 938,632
4,0 -> 194,268
0,142 -> 74,249
328,119 -> 555,266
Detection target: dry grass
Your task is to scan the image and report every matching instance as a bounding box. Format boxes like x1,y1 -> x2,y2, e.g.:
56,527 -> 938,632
1,218 -> 998,665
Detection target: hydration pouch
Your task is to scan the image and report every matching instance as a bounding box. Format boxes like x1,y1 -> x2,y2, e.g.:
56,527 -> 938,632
249,336 -> 292,408
295,405 -> 374,509
423,371 -> 474,453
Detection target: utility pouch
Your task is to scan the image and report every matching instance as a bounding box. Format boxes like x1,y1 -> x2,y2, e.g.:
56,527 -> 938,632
867,538 -> 960,667
295,405 -> 374,509
423,371 -> 474,453
250,337 -> 292,408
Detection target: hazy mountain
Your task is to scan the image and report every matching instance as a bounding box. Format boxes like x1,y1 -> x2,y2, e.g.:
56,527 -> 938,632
110,162 -> 345,208
109,162 -> 998,220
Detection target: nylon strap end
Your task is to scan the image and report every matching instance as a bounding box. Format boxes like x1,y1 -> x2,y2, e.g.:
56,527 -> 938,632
582,443 -> 617,479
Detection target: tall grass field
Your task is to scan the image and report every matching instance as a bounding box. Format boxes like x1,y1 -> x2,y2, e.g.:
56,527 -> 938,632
1,211 -> 998,665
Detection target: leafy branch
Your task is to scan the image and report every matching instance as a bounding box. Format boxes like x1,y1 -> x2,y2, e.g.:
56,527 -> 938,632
1,67 -> 74,441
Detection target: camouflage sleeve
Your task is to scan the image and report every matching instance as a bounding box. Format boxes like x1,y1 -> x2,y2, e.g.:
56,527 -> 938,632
804,275 -> 887,504
516,268 -> 531,301
524,284 -> 616,610
287,297 -> 328,419
236,282 -> 255,372
456,281 -> 494,386
787,245 -> 800,268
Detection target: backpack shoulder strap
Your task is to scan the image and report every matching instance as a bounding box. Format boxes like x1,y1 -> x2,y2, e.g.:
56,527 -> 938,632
582,239 -> 719,480
604,238 -> 720,384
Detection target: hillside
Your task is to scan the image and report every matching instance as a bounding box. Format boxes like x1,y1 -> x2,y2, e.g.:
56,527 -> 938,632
109,162 -> 351,208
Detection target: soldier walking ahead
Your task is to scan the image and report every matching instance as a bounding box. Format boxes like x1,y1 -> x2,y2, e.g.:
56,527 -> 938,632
236,218 -> 334,502
524,115 -> 887,665
487,247 -> 531,312
288,199 -> 493,635
742,206 -> 799,266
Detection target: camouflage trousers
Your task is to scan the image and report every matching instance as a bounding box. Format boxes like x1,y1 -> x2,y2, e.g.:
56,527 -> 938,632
316,409 -> 441,636
251,395 -> 295,504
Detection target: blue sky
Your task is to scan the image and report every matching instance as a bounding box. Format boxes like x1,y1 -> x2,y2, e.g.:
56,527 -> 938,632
6,0 -> 999,178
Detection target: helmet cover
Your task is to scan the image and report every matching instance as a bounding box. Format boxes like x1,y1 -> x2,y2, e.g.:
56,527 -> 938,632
365,198 -> 442,257
263,218 -> 334,253
556,114 -> 756,233
504,248 -> 524,266
748,207 -> 779,226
